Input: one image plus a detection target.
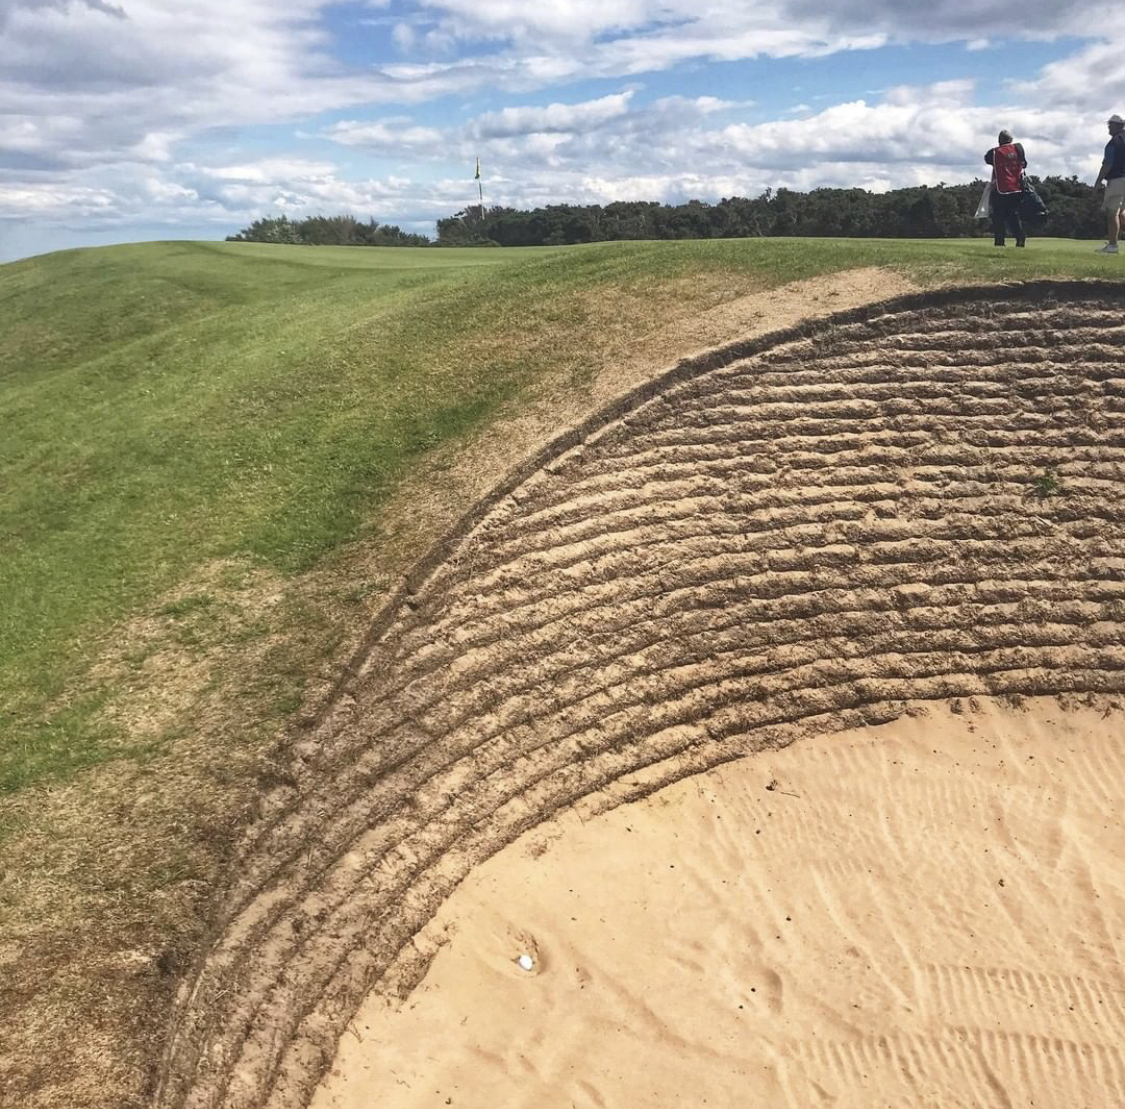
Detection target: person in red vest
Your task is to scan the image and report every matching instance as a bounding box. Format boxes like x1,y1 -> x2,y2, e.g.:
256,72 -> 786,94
985,129 -> 1028,247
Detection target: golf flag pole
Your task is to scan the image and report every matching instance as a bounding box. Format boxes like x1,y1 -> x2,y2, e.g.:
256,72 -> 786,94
475,156 -> 483,222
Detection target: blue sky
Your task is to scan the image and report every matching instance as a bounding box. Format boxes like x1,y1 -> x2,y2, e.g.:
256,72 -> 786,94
0,0 -> 1121,260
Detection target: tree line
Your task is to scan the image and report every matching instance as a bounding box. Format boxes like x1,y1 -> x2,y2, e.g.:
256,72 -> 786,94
226,214 -> 430,247
227,176 -> 1107,249
436,178 -> 1106,245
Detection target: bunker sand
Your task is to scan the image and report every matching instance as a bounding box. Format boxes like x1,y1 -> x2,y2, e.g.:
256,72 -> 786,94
157,283 -> 1125,1109
313,699 -> 1125,1109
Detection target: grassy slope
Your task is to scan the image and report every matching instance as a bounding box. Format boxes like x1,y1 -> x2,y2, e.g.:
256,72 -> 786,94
1,235 -> 1121,791
0,241 -> 547,787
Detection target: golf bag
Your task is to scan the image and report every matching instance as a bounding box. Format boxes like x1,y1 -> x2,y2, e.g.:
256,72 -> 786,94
1019,177 -> 1049,225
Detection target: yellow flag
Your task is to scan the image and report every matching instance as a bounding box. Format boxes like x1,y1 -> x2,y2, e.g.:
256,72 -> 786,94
474,157 -> 481,180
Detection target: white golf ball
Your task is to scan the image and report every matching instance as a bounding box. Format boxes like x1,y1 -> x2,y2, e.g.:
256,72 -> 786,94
517,954 -> 534,971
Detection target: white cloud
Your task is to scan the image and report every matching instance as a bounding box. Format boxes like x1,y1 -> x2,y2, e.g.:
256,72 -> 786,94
193,159 -> 339,184
2,0 -> 1109,186
0,182 -> 121,217
699,85 -> 1089,182
1,0 -> 1122,255
392,22 -> 416,51
404,0 -> 1118,48
471,91 -> 636,138
0,0 -> 125,26
1018,40 -> 1125,114
326,119 -> 445,149
780,0 -> 1117,38
409,0 -> 679,43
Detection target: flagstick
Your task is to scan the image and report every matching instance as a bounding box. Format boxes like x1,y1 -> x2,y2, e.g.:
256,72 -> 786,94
473,157 -> 484,234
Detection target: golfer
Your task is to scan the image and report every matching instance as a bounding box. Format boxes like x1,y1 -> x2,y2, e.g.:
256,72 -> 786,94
1094,113 -> 1125,254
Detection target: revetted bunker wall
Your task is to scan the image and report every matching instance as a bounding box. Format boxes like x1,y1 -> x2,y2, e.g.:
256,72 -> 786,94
157,281 -> 1125,1109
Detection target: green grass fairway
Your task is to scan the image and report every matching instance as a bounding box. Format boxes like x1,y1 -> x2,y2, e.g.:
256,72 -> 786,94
1,235 -> 1122,791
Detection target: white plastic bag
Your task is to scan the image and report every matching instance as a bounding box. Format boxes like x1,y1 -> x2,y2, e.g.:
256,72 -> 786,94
975,180 -> 992,220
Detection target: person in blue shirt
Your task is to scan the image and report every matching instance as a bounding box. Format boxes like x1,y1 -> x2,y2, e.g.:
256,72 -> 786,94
1094,114 -> 1125,255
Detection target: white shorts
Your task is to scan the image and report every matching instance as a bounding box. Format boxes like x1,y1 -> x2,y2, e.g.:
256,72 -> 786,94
1105,177 -> 1125,214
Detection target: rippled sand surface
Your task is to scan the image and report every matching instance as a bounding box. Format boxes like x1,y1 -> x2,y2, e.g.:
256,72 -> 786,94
315,700 -> 1124,1109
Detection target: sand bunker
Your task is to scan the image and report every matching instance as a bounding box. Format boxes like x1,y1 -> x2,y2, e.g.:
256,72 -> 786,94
311,699 -> 1125,1109
157,282 -> 1125,1109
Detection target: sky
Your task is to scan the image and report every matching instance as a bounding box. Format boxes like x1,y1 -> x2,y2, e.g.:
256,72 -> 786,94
1,0 -> 1123,261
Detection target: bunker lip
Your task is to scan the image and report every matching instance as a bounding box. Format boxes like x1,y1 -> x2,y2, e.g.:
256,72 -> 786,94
303,278 -> 1125,727
157,281 -> 1125,1109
